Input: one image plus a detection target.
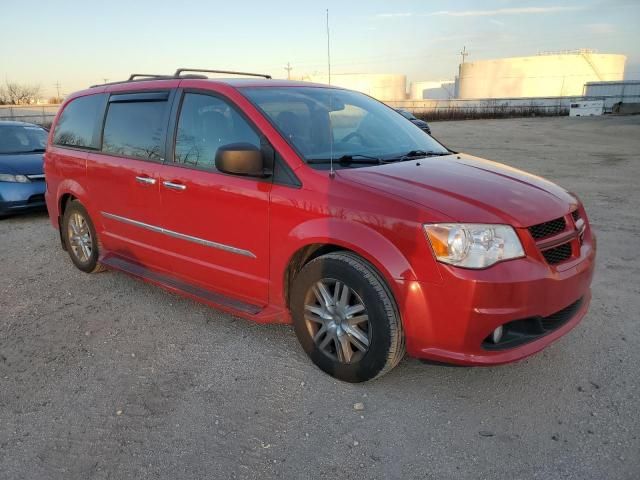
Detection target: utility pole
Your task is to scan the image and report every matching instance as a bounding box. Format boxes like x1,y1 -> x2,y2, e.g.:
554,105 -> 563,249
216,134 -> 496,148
284,62 -> 292,80
460,46 -> 468,64
53,81 -> 61,99
103,78 -> 109,84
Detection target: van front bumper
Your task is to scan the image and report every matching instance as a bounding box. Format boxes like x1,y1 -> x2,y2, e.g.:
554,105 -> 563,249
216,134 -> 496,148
397,241 -> 596,366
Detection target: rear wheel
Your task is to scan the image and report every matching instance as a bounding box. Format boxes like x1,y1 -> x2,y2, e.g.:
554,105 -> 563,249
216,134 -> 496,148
291,252 -> 405,382
62,201 -> 105,273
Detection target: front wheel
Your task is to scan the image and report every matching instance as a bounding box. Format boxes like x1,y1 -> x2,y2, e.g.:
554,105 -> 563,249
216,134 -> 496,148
291,252 -> 405,382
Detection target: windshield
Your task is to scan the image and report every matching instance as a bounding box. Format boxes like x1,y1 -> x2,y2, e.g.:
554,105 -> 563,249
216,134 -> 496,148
0,125 -> 47,154
241,87 -> 448,167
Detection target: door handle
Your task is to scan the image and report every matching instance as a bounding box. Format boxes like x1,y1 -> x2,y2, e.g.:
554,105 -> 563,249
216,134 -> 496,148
163,181 -> 187,191
135,176 -> 156,185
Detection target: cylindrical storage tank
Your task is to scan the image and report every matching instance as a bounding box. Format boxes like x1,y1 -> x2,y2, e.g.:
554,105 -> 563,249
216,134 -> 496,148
302,73 -> 406,100
458,52 -> 626,99
410,80 -> 455,99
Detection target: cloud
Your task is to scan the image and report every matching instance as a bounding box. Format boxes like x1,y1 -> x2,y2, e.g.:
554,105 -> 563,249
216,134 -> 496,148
375,12 -> 413,18
585,23 -> 615,34
424,6 -> 585,17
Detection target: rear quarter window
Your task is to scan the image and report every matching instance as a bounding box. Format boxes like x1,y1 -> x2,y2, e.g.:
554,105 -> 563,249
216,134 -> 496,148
102,100 -> 169,161
53,94 -> 107,149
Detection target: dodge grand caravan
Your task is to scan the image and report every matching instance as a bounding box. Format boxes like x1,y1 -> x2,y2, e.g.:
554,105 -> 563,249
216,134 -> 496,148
44,69 -> 595,382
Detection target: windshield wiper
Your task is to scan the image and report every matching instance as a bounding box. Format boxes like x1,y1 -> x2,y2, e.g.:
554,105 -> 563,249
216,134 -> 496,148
392,150 -> 450,161
307,154 -> 383,165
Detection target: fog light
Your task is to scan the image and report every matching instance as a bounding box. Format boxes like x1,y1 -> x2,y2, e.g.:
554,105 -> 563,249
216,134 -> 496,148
491,326 -> 504,344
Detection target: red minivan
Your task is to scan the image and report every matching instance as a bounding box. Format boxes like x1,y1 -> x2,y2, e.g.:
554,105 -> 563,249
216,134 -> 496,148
44,69 -> 595,382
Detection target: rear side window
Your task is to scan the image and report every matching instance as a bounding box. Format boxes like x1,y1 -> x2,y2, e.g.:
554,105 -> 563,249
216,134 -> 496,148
53,94 -> 106,149
174,93 -> 260,170
102,98 -> 169,161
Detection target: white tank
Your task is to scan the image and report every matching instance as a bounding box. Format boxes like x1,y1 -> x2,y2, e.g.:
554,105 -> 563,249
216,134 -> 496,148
410,80 -> 456,100
457,51 -> 626,99
300,73 -> 406,100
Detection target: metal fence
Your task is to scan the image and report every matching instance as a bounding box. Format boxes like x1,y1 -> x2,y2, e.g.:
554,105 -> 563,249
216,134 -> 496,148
384,96 -> 581,121
0,105 -> 59,127
385,93 -> 640,120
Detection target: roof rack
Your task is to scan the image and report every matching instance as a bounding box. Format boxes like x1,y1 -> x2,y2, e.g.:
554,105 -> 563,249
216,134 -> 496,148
174,68 -> 272,79
128,73 -> 173,81
90,68 -> 272,88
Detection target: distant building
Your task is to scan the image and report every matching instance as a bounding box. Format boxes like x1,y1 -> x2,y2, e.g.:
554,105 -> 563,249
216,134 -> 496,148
584,80 -> 640,114
299,73 -> 406,101
584,80 -> 640,98
457,50 -> 626,99
409,80 -> 456,100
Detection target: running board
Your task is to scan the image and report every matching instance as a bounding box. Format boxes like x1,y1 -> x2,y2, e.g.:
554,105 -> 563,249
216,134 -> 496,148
101,255 -> 262,315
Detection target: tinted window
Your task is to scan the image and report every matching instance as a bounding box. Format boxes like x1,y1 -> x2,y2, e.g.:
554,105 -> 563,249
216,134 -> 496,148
0,125 -> 47,154
53,94 -> 105,148
102,100 -> 168,161
174,93 -> 260,170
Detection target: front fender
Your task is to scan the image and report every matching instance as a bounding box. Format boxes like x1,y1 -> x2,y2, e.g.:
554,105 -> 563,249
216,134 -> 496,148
288,217 -> 418,282
270,216 -> 443,314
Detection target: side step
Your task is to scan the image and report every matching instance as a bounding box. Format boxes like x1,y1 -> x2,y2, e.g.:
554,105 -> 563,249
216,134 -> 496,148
101,255 -> 262,315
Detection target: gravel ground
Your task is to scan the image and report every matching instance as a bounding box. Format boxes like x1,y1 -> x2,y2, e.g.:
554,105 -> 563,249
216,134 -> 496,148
1,116 -> 638,479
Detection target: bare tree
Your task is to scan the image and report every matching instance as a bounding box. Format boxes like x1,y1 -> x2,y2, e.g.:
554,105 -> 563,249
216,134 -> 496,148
0,81 -> 42,105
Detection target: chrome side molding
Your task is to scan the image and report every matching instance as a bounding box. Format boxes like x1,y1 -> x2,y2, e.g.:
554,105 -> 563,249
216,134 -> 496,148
101,211 -> 256,258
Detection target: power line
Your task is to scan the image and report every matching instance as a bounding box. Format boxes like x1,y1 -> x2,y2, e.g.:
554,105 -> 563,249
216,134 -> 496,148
284,62 -> 292,80
53,81 -> 61,99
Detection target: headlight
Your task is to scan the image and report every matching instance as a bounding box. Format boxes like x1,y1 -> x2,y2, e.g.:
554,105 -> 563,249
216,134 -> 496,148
0,174 -> 30,183
424,223 -> 524,269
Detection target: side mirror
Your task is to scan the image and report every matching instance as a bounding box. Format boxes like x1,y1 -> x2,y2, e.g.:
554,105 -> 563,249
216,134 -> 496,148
215,143 -> 268,177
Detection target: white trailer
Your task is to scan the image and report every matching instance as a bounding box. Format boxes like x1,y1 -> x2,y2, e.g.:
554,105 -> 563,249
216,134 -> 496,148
569,100 -> 604,116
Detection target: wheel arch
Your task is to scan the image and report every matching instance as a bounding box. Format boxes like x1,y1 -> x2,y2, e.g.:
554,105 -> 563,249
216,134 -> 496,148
55,180 -> 96,223
58,192 -> 76,217
55,180 -> 96,250
279,218 -> 418,310
56,192 -> 77,249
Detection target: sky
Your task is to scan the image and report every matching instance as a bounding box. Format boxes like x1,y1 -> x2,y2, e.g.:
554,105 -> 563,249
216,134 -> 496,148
1,0 -> 639,97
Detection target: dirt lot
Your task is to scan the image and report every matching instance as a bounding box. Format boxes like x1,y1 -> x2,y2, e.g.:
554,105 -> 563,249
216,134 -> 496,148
1,116 -> 639,479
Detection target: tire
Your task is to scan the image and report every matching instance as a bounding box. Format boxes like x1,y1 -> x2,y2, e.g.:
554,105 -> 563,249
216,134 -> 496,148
291,251 -> 405,382
62,201 -> 106,273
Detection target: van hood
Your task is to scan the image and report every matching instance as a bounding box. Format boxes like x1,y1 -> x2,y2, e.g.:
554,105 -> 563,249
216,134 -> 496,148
338,153 -> 578,227
0,152 -> 44,175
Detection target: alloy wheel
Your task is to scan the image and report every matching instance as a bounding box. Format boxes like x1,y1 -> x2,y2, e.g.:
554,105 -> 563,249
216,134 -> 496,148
303,278 -> 371,364
67,212 -> 93,263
